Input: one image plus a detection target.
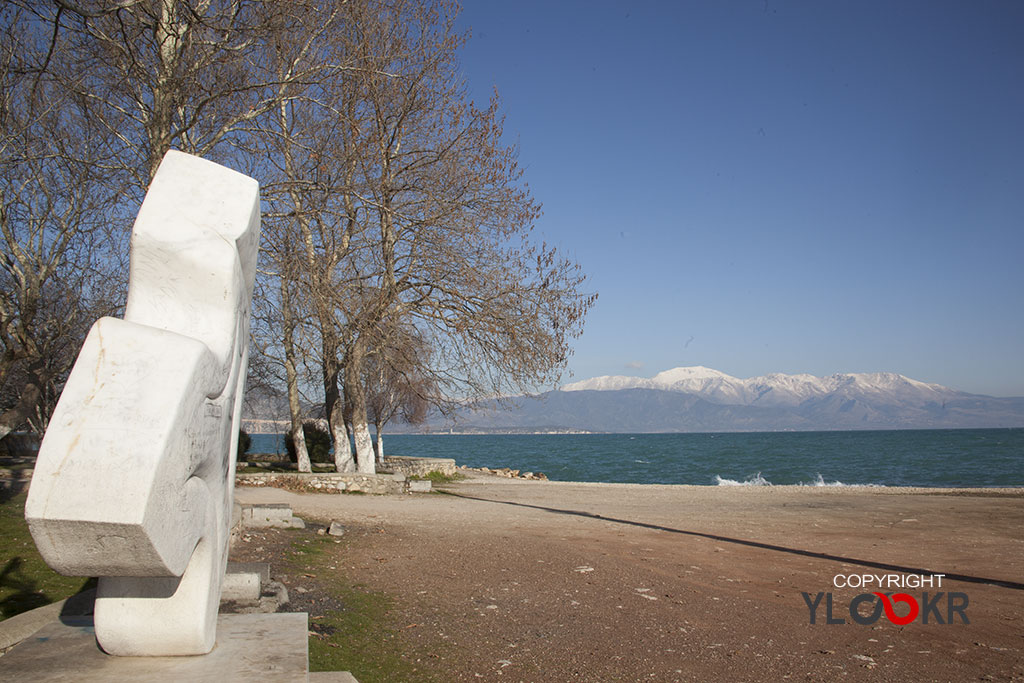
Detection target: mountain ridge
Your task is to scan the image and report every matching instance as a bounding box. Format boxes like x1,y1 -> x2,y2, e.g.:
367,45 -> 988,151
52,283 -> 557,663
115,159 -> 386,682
562,366 -> 959,408
417,366 -> 1024,433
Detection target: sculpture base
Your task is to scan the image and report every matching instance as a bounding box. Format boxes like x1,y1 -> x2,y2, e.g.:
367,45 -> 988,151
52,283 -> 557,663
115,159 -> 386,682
0,613 -> 308,682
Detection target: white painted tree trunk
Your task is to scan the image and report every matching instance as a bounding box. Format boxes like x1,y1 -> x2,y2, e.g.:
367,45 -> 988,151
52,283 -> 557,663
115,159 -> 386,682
344,339 -> 375,474
353,420 -> 375,474
290,425 -> 311,473
332,419 -> 355,473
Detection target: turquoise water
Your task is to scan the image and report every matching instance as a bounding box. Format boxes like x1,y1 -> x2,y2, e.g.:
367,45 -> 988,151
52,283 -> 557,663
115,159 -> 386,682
248,428 -> 1024,487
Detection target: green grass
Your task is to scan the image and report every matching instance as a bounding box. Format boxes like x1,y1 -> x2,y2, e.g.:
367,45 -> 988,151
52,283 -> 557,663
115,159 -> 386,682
237,463 -> 337,474
283,531 -> 444,681
306,585 -> 430,681
290,534 -> 331,558
0,490 -> 94,620
410,470 -> 466,485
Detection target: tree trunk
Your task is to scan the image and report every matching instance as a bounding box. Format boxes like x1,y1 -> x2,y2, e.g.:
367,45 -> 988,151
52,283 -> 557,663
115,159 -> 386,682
285,363 -> 310,473
149,0 -> 184,180
352,419 -> 374,474
343,340 -> 375,474
323,362 -> 355,472
374,425 -> 384,467
331,404 -> 355,473
280,278 -> 311,473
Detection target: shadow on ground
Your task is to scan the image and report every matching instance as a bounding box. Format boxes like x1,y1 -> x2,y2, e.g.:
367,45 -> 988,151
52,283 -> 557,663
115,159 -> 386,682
441,490 -> 1024,591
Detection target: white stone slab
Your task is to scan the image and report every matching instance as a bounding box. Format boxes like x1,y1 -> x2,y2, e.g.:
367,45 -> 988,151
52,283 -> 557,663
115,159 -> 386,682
0,613 -> 308,682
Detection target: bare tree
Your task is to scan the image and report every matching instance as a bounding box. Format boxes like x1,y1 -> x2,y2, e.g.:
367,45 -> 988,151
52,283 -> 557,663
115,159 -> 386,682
3,1 -> 340,454
249,0 -> 371,472
3,0 -> 597,465
276,244 -> 314,473
337,0 -> 597,470
1,1 -> 293,440
364,325 -> 434,464
0,6 -> 122,439
27,0 -> 289,185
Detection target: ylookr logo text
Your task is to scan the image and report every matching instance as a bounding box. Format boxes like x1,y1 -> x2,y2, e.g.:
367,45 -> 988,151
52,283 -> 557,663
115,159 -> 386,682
803,574 -> 969,626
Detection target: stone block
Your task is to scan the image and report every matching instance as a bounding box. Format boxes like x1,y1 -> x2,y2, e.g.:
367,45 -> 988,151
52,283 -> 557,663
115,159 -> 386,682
220,572 -> 261,603
409,479 -> 432,493
328,522 -> 345,537
243,504 -> 305,529
227,562 -> 271,584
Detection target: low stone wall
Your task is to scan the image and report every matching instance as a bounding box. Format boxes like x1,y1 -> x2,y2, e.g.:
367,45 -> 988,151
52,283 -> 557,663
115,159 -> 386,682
236,471 -> 414,495
382,455 -> 456,477
245,452 -> 289,463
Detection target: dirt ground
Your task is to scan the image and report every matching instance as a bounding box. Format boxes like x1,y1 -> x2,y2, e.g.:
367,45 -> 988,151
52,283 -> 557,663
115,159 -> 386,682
233,475 -> 1024,682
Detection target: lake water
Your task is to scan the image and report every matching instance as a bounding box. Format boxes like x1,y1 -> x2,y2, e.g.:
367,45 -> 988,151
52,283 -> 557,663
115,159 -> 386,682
247,428 -> 1024,488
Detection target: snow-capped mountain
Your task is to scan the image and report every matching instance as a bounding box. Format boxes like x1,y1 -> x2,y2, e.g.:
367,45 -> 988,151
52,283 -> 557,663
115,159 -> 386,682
421,366 -> 1024,433
562,366 -> 958,408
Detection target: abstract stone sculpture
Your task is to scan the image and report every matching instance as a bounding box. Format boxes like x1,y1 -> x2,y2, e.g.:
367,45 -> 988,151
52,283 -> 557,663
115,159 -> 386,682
25,151 -> 260,656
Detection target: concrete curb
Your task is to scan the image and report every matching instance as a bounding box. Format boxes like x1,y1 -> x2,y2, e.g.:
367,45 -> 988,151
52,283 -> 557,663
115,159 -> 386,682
0,601 -> 66,653
0,589 -> 95,654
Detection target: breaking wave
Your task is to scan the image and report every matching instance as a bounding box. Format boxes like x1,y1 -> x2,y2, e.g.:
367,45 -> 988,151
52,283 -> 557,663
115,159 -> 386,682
802,473 -> 848,487
713,472 -> 772,486
713,472 -> 871,487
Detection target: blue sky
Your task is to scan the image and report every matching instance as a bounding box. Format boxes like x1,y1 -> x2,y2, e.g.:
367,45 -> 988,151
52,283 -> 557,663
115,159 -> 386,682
454,1 -> 1024,397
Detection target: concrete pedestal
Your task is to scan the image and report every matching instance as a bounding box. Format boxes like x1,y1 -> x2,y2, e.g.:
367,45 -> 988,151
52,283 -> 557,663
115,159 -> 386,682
0,613 -> 308,682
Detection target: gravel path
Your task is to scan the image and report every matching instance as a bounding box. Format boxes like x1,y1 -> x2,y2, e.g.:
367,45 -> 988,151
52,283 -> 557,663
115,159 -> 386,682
235,475 -> 1024,681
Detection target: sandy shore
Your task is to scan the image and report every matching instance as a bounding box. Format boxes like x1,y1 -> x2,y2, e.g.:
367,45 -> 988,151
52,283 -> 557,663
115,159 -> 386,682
235,474 -> 1024,681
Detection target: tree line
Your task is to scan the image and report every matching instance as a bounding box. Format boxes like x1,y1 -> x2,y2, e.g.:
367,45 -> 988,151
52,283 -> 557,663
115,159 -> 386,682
0,0 -> 595,473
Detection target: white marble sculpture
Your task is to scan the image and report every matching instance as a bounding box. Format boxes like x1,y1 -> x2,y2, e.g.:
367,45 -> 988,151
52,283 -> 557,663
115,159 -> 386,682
25,151 -> 260,656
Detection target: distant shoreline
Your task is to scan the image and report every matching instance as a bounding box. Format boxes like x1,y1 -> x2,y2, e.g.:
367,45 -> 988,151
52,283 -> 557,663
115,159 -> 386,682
242,425 -> 1024,436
